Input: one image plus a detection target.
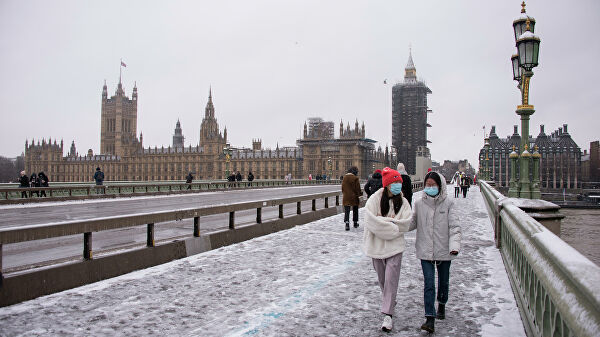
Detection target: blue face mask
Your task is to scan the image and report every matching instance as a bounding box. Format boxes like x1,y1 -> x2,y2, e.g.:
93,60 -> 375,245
389,183 -> 402,195
424,186 -> 439,197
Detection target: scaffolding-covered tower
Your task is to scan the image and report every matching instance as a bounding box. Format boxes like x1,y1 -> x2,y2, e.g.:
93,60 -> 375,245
392,50 -> 432,175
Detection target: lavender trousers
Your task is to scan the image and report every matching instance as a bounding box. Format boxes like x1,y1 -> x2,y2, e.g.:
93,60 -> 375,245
372,252 -> 403,316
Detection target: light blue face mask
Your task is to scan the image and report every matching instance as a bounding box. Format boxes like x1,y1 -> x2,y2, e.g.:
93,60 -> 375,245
424,186 -> 439,197
390,183 -> 402,195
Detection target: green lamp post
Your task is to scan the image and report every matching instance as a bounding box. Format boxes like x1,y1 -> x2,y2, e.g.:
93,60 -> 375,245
223,146 -> 232,179
511,1 -> 541,199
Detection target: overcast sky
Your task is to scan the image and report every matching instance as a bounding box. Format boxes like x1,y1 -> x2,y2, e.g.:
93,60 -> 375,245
1,0 -> 598,169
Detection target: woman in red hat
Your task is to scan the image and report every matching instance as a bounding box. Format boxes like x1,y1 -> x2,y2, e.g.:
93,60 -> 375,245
363,167 -> 413,332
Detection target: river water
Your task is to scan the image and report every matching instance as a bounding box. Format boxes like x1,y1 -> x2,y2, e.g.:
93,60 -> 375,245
560,208 -> 600,266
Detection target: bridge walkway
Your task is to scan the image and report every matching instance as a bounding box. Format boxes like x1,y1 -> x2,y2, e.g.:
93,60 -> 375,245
0,186 -> 524,336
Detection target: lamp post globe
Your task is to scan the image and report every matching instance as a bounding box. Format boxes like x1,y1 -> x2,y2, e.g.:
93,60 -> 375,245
511,54 -> 521,83
516,22 -> 541,71
513,1 -> 536,42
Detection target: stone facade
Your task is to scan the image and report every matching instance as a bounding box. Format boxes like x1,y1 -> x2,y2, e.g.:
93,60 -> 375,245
478,124 -> 582,189
24,83 -> 384,182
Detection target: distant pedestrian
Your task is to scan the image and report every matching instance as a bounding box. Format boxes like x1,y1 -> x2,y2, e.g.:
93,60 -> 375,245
247,171 -> 254,182
94,167 -> 105,185
341,166 -> 362,230
364,169 -> 383,198
185,172 -> 194,190
410,171 -> 461,333
29,172 -> 40,197
454,174 -> 461,198
38,171 -> 49,197
363,167 -> 412,332
94,167 -> 105,194
397,163 -> 413,206
235,171 -> 242,187
460,175 -> 470,198
19,171 -> 29,198
308,174 -> 312,181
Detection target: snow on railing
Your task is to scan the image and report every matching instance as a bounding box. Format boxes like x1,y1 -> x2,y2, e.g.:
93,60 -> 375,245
479,180 -> 600,337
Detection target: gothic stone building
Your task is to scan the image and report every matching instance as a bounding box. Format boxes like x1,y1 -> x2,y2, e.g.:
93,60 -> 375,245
392,50 -> 432,175
478,124 -> 582,189
25,81 -> 384,181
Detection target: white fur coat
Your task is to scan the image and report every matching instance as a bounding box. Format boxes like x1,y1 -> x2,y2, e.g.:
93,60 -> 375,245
363,188 -> 413,259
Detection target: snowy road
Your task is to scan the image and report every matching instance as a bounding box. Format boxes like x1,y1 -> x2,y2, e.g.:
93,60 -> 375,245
0,186 -> 525,336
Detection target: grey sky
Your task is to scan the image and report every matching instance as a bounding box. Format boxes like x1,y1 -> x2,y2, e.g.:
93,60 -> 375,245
1,0 -> 598,169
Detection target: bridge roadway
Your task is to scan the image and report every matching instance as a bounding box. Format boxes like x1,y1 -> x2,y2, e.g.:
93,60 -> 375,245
0,186 -> 526,336
0,185 -> 338,271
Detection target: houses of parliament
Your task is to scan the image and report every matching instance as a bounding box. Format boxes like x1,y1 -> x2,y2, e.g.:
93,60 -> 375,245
24,78 -> 387,182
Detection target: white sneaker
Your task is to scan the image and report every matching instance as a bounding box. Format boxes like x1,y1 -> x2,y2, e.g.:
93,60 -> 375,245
381,315 -> 393,332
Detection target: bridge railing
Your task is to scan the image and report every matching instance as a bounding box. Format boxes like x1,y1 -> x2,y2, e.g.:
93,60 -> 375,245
0,190 -> 342,278
479,180 -> 599,337
0,179 -> 341,201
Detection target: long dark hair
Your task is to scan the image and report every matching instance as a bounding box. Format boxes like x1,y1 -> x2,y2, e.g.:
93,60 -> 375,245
380,187 -> 403,216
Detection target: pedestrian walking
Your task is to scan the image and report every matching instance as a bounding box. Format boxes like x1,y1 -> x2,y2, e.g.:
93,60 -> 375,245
29,172 -> 40,197
396,163 -> 413,206
19,171 -> 29,198
247,171 -> 254,182
235,171 -> 242,187
363,167 -> 412,332
341,166 -> 362,230
454,174 -> 461,198
93,167 -> 105,194
185,172 -> 194,190
38,171 -> 49,197
460,175 -> 470,198
410,171 -> 461,333
364,169 -> 383,198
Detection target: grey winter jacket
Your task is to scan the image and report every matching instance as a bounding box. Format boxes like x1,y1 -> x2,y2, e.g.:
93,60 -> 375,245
409,181 -> 461,261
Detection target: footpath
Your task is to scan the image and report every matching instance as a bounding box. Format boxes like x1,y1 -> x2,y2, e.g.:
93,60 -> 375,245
0,186 -> 525,336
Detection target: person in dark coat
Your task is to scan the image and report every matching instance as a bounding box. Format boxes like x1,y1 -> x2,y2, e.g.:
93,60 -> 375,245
247,171 -> 254,182
341,166 -> 362,230
397,163 -> 413,206
29,172 -> 40,197
364,169 -> 383,198
235,171 -> 242,182
185,172 -> 194,190
19,171 -> 29,198
93,167 -> 104,185
38,171 -> 49,197
460,175 -> 470,198
93,167 -> 105,194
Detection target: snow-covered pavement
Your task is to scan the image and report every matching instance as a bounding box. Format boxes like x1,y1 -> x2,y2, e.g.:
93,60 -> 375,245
0,186 -> 525,336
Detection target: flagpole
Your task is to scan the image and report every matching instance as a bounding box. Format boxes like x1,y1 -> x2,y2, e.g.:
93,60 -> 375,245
119,58 -> 122,84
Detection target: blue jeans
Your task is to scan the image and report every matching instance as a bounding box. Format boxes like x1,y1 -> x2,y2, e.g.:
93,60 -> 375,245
420,260 -> 451,317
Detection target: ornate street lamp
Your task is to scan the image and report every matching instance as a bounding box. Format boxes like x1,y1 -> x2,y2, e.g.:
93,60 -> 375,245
510,1 -> 541,199
223,146 -> 232,180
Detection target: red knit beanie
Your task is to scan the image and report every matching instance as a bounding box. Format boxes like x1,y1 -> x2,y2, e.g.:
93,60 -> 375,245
374,169 -> 382,174
381,167 -> 403,187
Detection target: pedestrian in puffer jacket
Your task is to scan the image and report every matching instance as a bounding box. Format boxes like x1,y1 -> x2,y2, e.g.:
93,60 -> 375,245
396,163 -> 413,206
364,169 -> 383,198
409,171 -> 461,333
363,167 -> 412,332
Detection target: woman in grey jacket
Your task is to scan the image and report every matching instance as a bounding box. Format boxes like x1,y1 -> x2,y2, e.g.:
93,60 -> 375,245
410,171 -> 461,333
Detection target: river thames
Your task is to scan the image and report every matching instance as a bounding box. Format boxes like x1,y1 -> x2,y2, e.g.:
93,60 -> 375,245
560,208 -> 600,266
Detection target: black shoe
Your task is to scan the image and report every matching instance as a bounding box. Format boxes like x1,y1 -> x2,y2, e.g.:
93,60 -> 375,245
421,317 -> 435,333
345,222 -> 350,231
436,303 -> 445,320
353,222 -> 359,228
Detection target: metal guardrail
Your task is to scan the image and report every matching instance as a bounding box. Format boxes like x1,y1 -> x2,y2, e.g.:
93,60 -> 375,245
479,180 -> 600,337
0,190 -> 342,279
0,179 -> 341,201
